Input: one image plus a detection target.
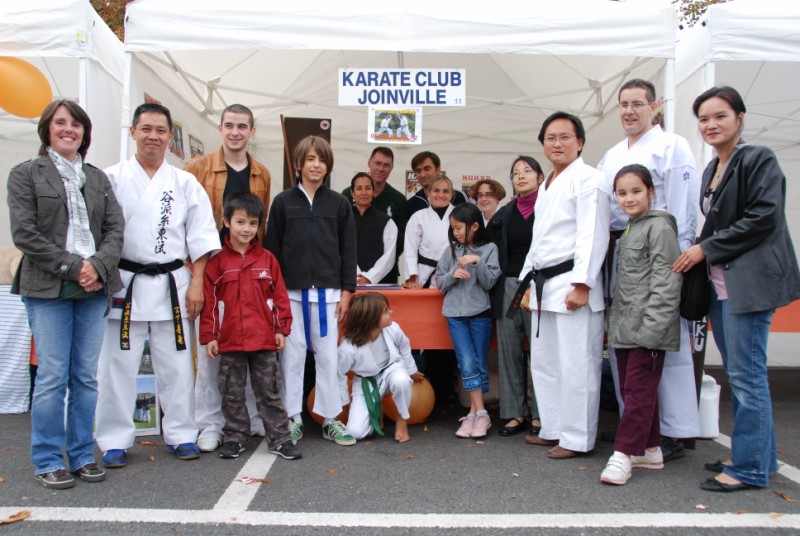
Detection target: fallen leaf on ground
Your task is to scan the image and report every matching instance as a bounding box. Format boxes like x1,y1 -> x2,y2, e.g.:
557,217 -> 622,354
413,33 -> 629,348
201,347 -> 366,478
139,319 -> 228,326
512,473 -> 519,477
147,455 -> 156,462
136,440 -> 162,447
733,509 -> 749,515
0,476 -> 5,483
475,441 -> 484,444
0,510 -> 30,525
768,513 -> 784,519
611,503 -> 625,510
406,454 -> 415,459
423,425 -> 429,432
777,449 -> 784,455
3,447 -> 19,452
236,477 -> 270,485
695,504 -> 709,511
774,491 -> 795,503
328,468 -> 336,474
504,496 -> 517,500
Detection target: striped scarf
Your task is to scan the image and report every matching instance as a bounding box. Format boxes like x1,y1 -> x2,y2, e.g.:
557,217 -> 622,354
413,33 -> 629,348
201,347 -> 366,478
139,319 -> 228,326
47,146 -> 94,258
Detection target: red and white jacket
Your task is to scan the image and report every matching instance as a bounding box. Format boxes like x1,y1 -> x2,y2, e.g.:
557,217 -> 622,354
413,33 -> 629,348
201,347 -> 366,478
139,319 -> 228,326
200,237 -> 292,352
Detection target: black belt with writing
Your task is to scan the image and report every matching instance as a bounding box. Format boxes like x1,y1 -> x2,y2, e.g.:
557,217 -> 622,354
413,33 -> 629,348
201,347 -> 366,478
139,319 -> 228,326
118,258 -> 186,351
506,259 -> 575,337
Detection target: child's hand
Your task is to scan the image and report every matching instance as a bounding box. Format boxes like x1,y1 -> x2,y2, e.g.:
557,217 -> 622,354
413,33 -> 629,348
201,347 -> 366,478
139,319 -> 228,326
275,333 -> 286,351
521,288 -> 532,312
453,267 -> 471,279
457,254 -> 480,268
410,371 -> 425,383
206,340 -> 219,359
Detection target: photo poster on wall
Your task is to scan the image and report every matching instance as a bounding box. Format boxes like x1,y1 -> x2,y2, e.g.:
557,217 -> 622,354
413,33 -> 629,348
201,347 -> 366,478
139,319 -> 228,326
135,340 -> 160,436
368,107 -> 422,145
281,117 -> 332,190
462,175 -> 493,205
653,96 -> 665,130
188,134 -> 204,159
404,169 -> 447,200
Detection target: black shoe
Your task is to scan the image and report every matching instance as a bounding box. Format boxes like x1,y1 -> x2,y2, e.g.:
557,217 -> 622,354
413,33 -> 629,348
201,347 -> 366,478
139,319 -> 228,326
660,437 -> 686,462
498,417 -> 526,437
220,441 -> 245,459
35,469 -> 75,490
270,440 -> 302,460
71,462 -> 106,483
704,460 -> 729,473
701,477 -> 756,492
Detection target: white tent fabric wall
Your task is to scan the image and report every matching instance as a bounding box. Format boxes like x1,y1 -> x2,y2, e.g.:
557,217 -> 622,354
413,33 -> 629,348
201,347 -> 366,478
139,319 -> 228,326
675,0 -> 800,367
122,0 -> 676,198
0,0 -> 124,247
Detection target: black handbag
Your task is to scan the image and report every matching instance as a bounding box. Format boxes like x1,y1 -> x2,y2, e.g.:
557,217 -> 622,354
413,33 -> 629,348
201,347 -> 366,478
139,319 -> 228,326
680,260 -> 710,321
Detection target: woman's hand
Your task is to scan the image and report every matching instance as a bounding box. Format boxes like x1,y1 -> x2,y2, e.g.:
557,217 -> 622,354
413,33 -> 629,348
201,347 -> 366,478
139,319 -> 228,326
565,283 -> 589,311
405,275 -> 422,290
356,274 -> 371,285
79,260 -> 103,292
673,244 -> 706,273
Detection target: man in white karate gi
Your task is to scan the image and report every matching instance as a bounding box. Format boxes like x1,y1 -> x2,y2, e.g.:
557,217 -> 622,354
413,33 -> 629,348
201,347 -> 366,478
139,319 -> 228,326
597,79 -> 701,461
95,103 -> 220,468
521,112 -> 611,459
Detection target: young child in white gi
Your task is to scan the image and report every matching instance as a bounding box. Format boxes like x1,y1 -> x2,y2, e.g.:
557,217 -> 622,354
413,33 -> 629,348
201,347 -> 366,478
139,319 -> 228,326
435,203 -> 501,439
337,292 -> 424,443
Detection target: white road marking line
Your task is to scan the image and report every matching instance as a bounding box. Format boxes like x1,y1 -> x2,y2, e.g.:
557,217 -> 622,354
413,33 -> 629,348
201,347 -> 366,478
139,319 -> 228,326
213,440 -> 277,512
714,433 -> 800,484
1,508 -> 798,529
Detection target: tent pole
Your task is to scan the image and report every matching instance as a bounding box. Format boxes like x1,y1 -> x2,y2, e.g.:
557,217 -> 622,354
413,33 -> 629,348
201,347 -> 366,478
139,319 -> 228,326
78,57 -> 90,159
700,60 -> 716,166
664,59 -> 675,133
120,52 -> 133,164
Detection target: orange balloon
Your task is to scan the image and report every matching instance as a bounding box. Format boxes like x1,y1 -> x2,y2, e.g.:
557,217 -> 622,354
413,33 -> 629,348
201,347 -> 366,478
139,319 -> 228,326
0,57 -> 53,118
383,378 -> 435,425
307,378 -> 351,425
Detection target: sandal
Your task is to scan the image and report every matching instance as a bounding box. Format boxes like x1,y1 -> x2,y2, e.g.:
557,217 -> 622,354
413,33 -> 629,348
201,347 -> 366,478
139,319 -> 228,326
529,418 -> 542,435
498,417 -> 526,437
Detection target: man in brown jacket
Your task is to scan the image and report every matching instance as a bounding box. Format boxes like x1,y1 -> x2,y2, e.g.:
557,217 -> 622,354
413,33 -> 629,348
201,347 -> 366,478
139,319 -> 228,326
184,104 -> 272,452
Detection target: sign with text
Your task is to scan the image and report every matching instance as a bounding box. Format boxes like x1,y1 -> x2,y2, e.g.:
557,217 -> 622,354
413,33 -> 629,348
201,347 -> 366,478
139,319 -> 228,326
339,69 -> 465,107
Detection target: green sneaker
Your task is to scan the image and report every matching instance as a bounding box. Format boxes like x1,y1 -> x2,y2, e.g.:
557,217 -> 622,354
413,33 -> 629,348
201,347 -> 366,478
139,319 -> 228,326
289,421 -> 304,444
322,420 -> 356,446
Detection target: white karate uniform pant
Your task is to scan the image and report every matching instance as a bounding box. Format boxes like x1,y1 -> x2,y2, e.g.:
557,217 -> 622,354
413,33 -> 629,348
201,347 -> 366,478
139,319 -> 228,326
281,299 -> 341,421
194,320 -> 264,440
608,318 -> 701,438
531,308 -> 604,453
96,318 -> 197,450
347,365 -> 413,440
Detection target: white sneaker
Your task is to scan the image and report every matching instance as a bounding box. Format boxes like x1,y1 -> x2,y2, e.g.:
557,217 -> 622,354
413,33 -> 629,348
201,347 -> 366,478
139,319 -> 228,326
197,437 -> 221,452
601,452 -> 632,485
631,448 -> 664,469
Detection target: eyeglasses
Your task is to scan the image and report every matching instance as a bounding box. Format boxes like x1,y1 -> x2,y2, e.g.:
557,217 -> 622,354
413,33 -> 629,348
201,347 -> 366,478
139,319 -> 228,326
618,101 -> 650,110
511,169 -> 536,179
544,135 -> 576,145
476,192 -> 495,199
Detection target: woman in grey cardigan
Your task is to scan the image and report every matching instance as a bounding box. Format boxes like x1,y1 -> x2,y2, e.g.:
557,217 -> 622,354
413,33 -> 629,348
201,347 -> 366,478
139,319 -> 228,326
7,100 -> 123,490
675,87 -> 800,492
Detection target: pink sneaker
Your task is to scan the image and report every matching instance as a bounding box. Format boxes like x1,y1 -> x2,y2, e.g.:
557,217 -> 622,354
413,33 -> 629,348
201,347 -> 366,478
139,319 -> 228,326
455,415 -> 476,438
471,413 -> 491,438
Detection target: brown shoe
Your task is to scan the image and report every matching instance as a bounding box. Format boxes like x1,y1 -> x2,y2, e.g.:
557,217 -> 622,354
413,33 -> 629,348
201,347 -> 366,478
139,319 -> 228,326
525,435 -> 558,446
546,445 -> 582,459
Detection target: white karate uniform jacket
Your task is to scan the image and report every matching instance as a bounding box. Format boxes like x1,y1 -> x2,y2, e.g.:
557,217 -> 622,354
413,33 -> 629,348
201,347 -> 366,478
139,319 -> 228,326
404,205 -> 454,288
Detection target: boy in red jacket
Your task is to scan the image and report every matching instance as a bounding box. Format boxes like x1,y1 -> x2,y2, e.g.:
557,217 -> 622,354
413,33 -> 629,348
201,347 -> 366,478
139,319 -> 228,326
200,192 -> 299,460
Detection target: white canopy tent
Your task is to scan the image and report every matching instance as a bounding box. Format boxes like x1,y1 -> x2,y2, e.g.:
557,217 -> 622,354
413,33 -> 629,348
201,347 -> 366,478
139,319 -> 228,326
676,0 -> 800,367
0,0 -> 124,247
121,0 -> 678,195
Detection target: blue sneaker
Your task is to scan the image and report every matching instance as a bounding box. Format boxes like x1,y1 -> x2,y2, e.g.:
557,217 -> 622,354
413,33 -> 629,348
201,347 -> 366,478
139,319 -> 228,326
102,449 -> 128,468
166,443 -> 201,460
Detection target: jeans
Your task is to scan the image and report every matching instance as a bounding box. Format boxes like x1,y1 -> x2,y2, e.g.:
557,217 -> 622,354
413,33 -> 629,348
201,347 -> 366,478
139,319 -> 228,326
708,285 -> 777,487
24,295 -> 108,474
447,316 -> 492,392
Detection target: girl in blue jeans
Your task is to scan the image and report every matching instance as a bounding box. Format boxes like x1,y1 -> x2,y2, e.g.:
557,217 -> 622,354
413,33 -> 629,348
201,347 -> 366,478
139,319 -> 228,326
435,204 -> 501,439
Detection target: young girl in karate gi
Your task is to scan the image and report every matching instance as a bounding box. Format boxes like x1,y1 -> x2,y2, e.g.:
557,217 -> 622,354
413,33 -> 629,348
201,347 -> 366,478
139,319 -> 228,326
435,204 -> 501,438
337,293 -> 424,443
601,164 -> 682,485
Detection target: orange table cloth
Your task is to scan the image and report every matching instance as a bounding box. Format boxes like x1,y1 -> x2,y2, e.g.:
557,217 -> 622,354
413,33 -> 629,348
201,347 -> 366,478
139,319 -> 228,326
355,288 -> 451,349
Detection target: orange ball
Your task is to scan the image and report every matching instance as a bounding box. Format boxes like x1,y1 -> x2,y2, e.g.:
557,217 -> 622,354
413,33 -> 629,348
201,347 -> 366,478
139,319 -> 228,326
383,378 -> 435,425
0,57 -> 53,118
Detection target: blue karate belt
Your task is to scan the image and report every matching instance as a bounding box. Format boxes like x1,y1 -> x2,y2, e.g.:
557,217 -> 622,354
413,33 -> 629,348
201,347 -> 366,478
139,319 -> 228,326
301,288 -> 328,354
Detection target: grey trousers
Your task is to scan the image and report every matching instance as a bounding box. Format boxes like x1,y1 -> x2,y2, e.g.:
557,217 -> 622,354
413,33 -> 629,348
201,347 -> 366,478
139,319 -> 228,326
496,277 -> 539,420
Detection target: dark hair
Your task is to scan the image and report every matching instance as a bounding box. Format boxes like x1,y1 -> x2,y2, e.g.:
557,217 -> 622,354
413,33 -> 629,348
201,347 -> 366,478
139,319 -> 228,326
538,112 -> 586,156
471,179 -> 507,202
613,164 -> 655,193
350,171 -> 375,191
38,100 -> 92,159
619,79 -> 657,103
411,151 -> 441,171
221,104 -> 255,128
509,155 -> 544,181
370,146 -> 394,162
344,292 -> 389,346
692,86 -> 747,118
223,192 -> 265,225
448,203 -> 490,258
293,135 -> 334,180
132,102 -> 173,131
